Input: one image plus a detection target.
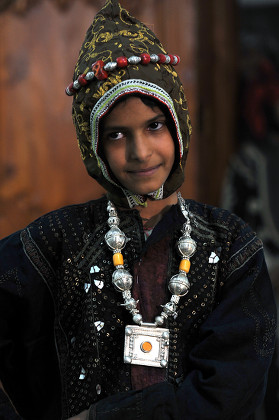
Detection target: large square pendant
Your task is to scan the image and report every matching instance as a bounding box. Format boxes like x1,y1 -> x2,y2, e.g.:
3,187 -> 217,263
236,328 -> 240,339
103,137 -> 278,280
124,325 -> 169,368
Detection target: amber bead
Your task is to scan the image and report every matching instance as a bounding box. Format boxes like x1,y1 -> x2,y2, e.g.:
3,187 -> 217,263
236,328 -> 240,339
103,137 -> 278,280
113,252 -> 124,266
179,259 -> 190,273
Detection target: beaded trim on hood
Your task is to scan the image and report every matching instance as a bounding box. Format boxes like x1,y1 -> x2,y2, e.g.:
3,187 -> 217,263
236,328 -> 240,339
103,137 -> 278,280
90,79 -> 184,207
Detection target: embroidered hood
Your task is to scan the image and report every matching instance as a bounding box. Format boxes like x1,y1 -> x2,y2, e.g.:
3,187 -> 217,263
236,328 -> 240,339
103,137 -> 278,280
70,0 -> 192,208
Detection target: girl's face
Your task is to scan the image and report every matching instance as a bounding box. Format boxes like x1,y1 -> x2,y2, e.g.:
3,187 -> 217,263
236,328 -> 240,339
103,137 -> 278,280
101,96 -> 175,196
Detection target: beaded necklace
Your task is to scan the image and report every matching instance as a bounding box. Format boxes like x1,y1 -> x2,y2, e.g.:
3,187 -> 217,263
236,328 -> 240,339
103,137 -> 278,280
105,192 -> 196,368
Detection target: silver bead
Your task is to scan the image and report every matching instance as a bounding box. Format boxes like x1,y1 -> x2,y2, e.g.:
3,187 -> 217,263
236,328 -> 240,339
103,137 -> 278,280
65,87 -> 74,96
132,313 -> 142,325
125,327 -> 133,336
107,201 -> 114,212
85,71 -> 95,80
122,290 -> 132,300
155,315 -> 164,326
177,236 -> 196,258
161,301 -> 177,316
105,227 -> 127,250
124,355 -> 132,364
160,359 -> 168,368
172,56 -> 178,65
128,56 -> 141,64
165,55 -> 171,64
168,272 -> 190,296
108,216 -> 120,227
162,331 -> 169,340
150,54 -> 159,63
73,80 -> 81,89
112,269 -> 132,292
121,298 -> 138,311
182,222 -> 192,235
104,61 -> 117,71
171,295 -> 180,304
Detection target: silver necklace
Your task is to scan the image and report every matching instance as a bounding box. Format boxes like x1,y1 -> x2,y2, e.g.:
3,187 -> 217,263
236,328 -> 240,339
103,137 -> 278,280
105,192 -> 196,368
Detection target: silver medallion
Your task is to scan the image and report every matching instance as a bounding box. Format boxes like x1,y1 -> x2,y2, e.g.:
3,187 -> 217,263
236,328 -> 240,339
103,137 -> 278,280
124,324 -> 169,368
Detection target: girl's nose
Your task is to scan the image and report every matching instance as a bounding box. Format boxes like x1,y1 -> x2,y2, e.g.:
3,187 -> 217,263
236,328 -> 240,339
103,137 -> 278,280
128,132 -> 152,162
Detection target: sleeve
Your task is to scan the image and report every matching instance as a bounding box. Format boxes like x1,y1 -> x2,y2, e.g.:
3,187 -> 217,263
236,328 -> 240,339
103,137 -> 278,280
0,231 -> 29,419
0,231 -> 60,420
0,387 -> 23,420
87,233 -> 277,420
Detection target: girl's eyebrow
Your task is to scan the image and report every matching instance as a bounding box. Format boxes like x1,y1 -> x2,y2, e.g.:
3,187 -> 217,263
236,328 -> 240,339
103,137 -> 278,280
102,112 -> 166,133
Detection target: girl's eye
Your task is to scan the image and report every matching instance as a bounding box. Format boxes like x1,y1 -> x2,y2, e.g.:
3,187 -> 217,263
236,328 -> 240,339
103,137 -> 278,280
148,121 -> 164,131
108,132 -> 124,140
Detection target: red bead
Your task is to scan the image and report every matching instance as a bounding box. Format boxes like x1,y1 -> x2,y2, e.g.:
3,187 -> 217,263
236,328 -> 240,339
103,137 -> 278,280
158,54 -> 167,64
78,74 -> 88,86
169,54 -> 175,64
92,60 -> 108,80
140,53 -> 151,64
116,56 -> 128,68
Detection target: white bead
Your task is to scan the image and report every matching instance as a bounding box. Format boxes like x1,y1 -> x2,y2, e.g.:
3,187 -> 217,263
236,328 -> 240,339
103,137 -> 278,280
165,55 -> 171,64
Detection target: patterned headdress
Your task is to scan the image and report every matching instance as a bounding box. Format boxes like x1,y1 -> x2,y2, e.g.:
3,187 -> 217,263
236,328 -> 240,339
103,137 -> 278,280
70,0 -> 192,207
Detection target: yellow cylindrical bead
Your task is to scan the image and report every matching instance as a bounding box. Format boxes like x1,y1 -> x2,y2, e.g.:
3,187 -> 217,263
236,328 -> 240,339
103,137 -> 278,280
113,252 -> 124,266
179,259 -> 191,273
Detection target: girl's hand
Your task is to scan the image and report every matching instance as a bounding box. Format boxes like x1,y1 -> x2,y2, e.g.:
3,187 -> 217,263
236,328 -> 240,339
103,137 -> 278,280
67,409 -> 88,420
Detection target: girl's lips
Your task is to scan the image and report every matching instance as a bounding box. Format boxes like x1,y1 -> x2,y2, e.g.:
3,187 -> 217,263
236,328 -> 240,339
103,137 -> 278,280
127,164 -> 161,176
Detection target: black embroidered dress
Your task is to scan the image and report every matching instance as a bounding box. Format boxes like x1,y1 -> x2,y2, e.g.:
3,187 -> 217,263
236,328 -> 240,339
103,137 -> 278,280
0,197 -> 276,419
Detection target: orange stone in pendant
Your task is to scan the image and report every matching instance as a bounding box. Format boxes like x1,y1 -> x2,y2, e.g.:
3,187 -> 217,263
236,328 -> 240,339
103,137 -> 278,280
140,341 -> 152,353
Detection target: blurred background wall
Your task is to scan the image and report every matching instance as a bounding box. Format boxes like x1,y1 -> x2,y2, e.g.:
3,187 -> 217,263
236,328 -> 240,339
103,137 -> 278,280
0,0 -> 278,238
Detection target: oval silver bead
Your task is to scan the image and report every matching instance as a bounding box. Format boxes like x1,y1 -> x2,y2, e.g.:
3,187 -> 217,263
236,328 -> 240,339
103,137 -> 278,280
104,61 -> 117,71
85,71 -> 95,80
177,236 -> 196,258
73,80 -> 81,89
128,56 -> 141,64
112,269 -> 133,292
168,273 -> 190,296
164,55 -> 171,64
150,54 -> 159,62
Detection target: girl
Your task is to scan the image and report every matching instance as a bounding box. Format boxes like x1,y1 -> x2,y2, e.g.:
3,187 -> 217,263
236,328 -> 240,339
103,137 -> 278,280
0,1 -> 276,419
